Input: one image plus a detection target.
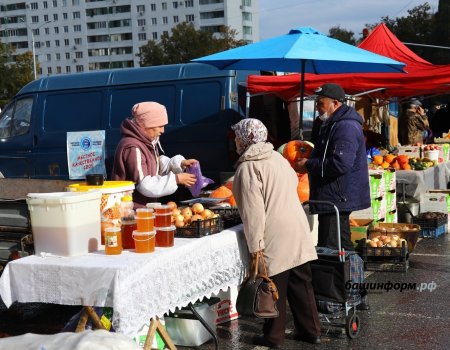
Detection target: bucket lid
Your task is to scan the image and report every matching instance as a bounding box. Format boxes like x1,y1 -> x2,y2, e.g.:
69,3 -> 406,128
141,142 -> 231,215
26,190 -> 102,204
67,181 -> 135,194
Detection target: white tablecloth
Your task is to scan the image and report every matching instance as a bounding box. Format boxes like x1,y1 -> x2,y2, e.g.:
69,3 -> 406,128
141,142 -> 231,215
396,161 -> 450,200
0,225 -> 248,338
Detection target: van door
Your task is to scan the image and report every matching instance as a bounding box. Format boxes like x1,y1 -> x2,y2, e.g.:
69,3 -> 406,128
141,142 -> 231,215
0,96 -> 35,177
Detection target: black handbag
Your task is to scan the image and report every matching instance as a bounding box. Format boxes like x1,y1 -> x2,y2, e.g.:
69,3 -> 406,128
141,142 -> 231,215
236,251 -> 279,318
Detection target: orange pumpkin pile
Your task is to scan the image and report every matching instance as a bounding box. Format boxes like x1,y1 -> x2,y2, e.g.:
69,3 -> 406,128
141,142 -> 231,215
209,183 -> 236,207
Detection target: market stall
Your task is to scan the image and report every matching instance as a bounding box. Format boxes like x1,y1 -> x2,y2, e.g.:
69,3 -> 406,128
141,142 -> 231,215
0,225 -> 248,343
396,161 -> 450,200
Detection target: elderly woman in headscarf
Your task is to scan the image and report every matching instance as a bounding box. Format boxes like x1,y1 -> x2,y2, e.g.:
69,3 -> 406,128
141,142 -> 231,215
232,118 -> 321,348
112,101 -> 197,207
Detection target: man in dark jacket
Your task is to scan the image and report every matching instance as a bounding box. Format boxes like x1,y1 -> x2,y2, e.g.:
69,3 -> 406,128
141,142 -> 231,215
295,83 -> 371,252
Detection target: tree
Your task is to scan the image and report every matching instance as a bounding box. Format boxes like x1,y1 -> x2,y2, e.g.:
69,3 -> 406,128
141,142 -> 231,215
0,42 -> 33,107
328,26 -> 357,45
138,23 -> 246,66
431,0 -> 450,64
368,3 -> 437,62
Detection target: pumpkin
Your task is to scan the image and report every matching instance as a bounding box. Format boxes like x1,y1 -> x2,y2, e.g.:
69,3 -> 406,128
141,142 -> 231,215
228,195 -> 237,207
384,154 -> 396,164
297,173 -> 310,203
282,140 -> 314,165
209,185 -> 232,199
396,155 -> 409,165
224,180 -> 233,191
372,155 -> 383,165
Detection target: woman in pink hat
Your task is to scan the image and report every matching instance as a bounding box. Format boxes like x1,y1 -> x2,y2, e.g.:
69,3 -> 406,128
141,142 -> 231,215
111,101 -> 197,207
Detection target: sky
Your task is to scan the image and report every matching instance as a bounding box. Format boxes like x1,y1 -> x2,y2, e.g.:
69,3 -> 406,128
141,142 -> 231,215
258,0 -> 440,40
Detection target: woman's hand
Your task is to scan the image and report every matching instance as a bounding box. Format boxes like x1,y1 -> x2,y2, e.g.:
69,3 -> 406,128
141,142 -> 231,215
176,173 -> 197,187
181,159 -> 198,169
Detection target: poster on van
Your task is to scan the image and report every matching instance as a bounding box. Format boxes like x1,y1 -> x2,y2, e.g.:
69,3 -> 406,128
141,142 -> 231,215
67,130 -> 106,179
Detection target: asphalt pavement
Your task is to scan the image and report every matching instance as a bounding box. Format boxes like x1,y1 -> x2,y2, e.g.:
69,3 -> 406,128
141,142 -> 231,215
193,233 -> 450,350
0,233 -> 449,349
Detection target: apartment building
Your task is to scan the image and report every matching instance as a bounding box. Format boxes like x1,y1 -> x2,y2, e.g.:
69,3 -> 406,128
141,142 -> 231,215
0,0 -> 259,77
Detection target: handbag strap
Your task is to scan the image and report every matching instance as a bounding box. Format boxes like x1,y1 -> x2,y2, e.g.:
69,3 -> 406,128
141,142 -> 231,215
256,251 -> 279,301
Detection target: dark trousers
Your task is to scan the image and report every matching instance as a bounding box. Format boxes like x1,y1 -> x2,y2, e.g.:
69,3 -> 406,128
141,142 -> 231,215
318,212 -> 354,251
263,263 -> 321,345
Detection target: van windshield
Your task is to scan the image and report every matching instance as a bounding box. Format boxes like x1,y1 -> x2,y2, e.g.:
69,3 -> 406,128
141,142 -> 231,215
0,97 -> 33,139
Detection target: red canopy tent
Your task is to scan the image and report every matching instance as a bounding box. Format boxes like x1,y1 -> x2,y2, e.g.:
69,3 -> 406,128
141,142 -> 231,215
247,24 -> 450,101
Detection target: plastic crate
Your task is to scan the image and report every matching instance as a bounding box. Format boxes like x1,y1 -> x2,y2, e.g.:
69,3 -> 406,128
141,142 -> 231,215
420,224 -> 446,238
412,214 -> 447,229
175,216 -> 224,238
211,207 -> 241,229
364,260 -> 409,272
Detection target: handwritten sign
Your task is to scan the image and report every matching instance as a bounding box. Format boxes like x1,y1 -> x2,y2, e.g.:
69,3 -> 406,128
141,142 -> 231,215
67,130 -> 106,179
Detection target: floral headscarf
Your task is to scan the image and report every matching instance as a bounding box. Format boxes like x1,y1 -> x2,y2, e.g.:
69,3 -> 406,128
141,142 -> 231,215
232,118 -> 268,154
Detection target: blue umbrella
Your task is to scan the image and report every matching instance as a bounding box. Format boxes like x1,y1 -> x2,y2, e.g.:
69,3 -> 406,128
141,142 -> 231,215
192,27 -> 405,130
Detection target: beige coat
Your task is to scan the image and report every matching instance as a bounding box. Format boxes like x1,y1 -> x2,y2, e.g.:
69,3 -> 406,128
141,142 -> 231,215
233,142 -> 317,277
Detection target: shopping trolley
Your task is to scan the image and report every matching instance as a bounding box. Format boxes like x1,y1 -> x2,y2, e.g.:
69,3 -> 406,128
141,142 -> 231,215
304,200 -> 363,339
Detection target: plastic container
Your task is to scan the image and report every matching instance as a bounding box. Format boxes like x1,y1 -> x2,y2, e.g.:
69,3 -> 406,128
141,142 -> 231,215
26,191 -> 102,256
423,149 -> 439,161
121,217 -> 137,249
154,204 -> 172,215
133,230 -> 156,253
136,208 -> 155,232
104,226 -> 123,255
67,181 -> 134,222
165,302 -> 215,347
156,225 -> 176,247
155,213 -> 172,227
120,195 -> 134,218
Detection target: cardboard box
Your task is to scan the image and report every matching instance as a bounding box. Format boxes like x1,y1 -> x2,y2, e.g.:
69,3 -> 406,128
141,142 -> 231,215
425,190 -> 450,228
397,145 -> 421,158
385,210 -> 398,223
211,286 -> 240,325
369,170 -> 385,199
351,197 -> 386,222
350,218 -> 373,246
384,169 -> 396,192
385,190 -> 397,212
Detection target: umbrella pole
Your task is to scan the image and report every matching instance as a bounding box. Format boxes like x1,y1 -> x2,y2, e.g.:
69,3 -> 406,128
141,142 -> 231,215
299,60 -> 306,140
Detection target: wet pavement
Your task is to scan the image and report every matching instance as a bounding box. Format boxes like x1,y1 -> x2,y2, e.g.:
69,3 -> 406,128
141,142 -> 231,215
0,234 -> 449,349
192,234 -> 450,350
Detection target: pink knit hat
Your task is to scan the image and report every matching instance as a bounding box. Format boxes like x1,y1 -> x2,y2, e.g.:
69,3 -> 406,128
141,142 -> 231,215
132,102 -> 168,128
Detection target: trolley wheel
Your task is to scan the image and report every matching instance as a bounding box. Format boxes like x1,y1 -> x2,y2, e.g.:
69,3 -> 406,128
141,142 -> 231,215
345,310 -> 360,339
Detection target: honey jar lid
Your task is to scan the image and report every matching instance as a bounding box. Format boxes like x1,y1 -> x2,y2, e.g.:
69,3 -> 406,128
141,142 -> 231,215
156,225 -> 176,231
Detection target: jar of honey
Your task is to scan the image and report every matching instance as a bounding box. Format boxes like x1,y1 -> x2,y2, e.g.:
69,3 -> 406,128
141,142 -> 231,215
133,230 -> 156,253
104,227 -> 123,255
156,225 -> 176,247
121,217 -> 137,249
155,213 -> 172,227
136,208 -> 155,232
154,204 -> 172,215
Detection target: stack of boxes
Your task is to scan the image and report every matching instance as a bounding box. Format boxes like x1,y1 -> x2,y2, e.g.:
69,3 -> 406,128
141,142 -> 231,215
350,168 -> 397,245
351,168 -> 397,223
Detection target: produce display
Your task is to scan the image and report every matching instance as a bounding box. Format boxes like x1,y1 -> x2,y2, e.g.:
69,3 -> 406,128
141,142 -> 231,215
169,202 -> 219,229
365,234 -> 407,248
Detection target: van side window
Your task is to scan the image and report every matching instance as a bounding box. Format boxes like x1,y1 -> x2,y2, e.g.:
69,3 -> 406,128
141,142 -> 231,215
0,97 -> 33,138
44,92 -> 103,132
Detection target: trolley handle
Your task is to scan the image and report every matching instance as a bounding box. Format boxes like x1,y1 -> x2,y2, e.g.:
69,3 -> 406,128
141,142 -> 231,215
303,200 -> 345,263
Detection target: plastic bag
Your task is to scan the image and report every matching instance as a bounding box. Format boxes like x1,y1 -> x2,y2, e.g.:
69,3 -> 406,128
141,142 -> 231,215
185,162 -> 214,197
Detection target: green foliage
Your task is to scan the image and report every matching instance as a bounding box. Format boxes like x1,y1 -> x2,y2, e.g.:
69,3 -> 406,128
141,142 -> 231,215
0,41 -> 33,107
138,23 -> 246,66
328,26 -> 357,45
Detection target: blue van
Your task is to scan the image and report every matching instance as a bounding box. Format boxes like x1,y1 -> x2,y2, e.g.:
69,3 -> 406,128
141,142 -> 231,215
0,63 -> 251,183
